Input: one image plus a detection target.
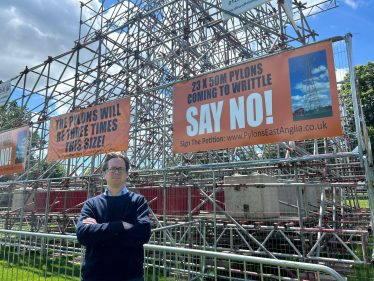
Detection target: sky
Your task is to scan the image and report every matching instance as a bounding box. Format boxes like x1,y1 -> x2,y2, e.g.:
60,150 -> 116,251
0,0 -> 372,108
307,0 -> 374,66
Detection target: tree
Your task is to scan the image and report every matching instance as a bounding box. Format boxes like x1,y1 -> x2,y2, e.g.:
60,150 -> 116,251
29,162 -> 65,181
0,101 -> 29,130
0,101 -> 41,159
341,61 -> 374,157
0,102 -> 65,182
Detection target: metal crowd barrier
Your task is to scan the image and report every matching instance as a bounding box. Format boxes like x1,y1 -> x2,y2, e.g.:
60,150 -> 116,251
0,229 -> 345,281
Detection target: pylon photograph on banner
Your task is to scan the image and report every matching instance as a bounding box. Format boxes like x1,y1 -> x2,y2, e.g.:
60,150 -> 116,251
288,50 -> 333,122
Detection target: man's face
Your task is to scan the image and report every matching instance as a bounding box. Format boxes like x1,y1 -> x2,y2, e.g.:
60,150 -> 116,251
102,158 -> 129,189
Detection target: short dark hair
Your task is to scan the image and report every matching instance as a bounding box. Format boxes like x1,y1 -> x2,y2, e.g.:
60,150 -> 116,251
102,152 -> 130,172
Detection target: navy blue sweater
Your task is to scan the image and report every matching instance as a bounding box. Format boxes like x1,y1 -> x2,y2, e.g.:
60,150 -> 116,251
76,192 -> 151,281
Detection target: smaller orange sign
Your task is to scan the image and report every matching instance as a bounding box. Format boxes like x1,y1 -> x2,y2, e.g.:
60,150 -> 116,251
0,126 -> 29,175
47,98 -> 130,162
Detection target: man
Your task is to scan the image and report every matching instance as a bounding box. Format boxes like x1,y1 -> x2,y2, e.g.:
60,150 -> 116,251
76,152 -> 151,281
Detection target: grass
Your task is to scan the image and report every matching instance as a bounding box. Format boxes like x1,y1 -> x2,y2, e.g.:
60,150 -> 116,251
347,237 -> 374,281
293,107 -> 333,121
144,268 -> 176,281
322,196 -> 374,280
2,237 -> 374,281
0,246 -> 176,281
346,199 -> 370,208
0,246 -> 81,281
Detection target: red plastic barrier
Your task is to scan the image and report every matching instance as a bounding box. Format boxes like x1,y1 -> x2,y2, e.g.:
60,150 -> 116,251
35,191 -> 101,213
156,188 -> 201,215
205,190 -> 225,211
137,186 -> 162,214
34,186 -> 207,215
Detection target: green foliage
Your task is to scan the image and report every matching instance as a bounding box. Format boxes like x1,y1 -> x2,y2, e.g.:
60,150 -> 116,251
0,246 -> 81,281
354,62 -> 374,125
0,101 -> 29,131
348,237 -> 374,281
0,101 -> 40,157
29,162 -> 66,181
0,102 -> 32,182
0,102 -> 65,182
84,169 -> 92,176
341,61 -> 374,157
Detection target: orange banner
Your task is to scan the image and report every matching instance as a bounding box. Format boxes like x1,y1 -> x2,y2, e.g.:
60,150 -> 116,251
173,41 -> 342,153
47,98 -> 130,162
0,126 -> 29,175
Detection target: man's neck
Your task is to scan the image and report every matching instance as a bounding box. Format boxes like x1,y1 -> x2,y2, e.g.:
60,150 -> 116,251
107,186 -> 125,196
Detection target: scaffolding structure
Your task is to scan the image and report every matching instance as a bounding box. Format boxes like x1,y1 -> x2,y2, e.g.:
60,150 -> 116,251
1,0 -> 374,279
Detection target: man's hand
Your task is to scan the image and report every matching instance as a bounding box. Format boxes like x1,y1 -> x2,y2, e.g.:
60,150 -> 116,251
122,222 -> 134,230
83,218 -> 97,225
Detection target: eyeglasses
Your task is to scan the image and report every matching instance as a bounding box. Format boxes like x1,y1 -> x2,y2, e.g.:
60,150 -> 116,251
106,167 -> 127,173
